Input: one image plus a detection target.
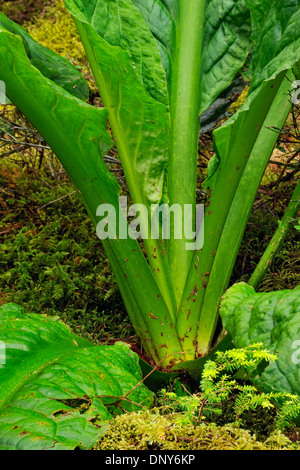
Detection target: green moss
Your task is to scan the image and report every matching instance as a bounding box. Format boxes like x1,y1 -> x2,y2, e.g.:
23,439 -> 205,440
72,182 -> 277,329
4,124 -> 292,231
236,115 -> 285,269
94,410 -> 300,450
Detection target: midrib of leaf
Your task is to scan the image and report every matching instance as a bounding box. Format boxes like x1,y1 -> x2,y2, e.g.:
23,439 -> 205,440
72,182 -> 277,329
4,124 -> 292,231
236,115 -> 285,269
167,0 -> 206,307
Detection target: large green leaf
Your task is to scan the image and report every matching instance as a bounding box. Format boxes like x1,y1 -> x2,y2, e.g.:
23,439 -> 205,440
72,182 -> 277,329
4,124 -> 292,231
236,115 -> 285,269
206,0 -> 300,189
65,0 -> 252,205
138,0 -> 251,302
204,0 -> 300,193
220,283 -> 300,398
199,0 -> 251,116
0,28 -> 117,221
0,303 -> 153,450
247,0 -> 300,92
64,0 -> 182,322
130,0 -> 178,86
0,11 -> 89,101
197,0 -> 300,310
130,0 -> 251,116
62,0 -> 252,309
68,0 -> 169,106
65,0 -> 170,207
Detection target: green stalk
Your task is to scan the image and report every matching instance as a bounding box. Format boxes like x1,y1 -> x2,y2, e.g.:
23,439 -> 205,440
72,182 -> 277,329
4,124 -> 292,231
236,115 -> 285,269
167,0 -> 206,306
248,179 -> 300,290
102,243 -> 160,363
195,74 -> 295,354
176,72 -> 288,356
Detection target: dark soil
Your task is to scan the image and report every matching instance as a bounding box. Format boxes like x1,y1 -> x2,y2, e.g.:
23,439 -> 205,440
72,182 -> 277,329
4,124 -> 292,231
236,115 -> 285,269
0,0 -> 55,24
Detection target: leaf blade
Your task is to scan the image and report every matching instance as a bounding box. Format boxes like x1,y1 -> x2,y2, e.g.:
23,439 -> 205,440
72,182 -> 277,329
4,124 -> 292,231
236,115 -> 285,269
0,303 -> 153,450
66,0 -> 170,207
220,284 -> 300,400
199,0 -> 252,116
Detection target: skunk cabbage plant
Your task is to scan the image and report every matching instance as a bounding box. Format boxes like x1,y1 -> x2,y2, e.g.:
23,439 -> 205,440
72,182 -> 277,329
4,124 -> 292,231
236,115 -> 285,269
0,0 -> 299,378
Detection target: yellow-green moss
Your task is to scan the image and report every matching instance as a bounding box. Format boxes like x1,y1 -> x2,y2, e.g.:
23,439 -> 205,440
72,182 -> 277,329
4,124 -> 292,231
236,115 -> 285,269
94,410 -> 300,451
25,1 -> 79,57
228,86 -> 249,115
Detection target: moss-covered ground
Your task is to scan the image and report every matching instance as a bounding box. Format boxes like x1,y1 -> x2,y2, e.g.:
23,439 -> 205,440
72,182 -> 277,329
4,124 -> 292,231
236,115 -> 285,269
94,410 -> 300,450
